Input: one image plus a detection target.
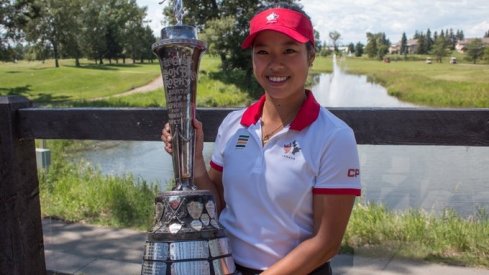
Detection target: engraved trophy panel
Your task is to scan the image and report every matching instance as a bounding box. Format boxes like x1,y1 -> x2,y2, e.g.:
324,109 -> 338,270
153,24 -> 205,191
141,1 -> 236,274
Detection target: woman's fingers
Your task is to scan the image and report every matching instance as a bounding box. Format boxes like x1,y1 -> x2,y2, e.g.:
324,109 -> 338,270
163,119 -> 204,155
193,118 -> 205,158
161,122 -> 173,154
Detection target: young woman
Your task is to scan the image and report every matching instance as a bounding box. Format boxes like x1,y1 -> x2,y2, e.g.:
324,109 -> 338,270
162,3 -> 361,274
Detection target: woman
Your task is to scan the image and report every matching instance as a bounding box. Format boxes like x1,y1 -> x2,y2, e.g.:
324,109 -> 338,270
162,3 -> 361,274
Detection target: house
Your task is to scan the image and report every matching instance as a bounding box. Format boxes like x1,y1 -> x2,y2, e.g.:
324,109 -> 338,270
455,38 -> 489,53
389,39 -> 419,54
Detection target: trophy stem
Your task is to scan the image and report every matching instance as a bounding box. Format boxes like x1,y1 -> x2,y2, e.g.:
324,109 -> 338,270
152,25 -> 205,191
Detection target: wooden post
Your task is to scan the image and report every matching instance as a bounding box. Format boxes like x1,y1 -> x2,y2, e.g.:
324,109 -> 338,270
0,96 -> 46,274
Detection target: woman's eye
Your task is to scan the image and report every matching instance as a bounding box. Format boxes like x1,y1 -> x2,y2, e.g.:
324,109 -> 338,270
256,50 -> 268,55
284,49 -> 297,54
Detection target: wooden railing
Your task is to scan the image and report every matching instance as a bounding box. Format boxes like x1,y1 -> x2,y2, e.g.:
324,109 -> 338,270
1,95 -> 489,274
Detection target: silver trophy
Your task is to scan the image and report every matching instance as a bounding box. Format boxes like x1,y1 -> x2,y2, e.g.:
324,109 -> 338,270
141,1 -> 236,274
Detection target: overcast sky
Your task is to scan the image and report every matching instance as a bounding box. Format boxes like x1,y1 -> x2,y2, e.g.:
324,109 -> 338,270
137,0 -> 489,45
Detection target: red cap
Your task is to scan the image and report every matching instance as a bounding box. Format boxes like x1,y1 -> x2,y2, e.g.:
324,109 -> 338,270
241,8 -> 314,49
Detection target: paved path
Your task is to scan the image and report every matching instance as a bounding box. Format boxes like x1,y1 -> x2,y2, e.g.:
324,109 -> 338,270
43,219 -> 489,275
91,76 -> 163,101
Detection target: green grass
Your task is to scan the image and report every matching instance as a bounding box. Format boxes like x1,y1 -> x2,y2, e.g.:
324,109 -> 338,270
311,56 -> 333,73
343,203 -> 489,268
1,57 -> 252,107
0,59 -> 160,103
338,57 -> 489,107
38,140 -> 158,230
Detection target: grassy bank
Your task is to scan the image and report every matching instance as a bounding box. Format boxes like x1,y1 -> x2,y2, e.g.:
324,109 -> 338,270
344,203 -> 489,268
338,57 -> 489,108
39,140 -> 158,230
0,59 -> 160,103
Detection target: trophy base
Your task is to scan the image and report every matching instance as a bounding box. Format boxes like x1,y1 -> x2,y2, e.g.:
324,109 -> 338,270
141,191 -> 237,275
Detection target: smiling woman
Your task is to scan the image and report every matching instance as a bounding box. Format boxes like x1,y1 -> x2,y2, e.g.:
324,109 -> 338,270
160,3 -> 361,275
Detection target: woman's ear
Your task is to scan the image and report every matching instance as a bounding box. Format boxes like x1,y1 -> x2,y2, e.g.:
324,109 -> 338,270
309,52 -> 316,67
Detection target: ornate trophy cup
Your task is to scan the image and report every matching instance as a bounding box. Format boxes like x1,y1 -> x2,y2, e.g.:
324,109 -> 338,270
141,1 -> 236,274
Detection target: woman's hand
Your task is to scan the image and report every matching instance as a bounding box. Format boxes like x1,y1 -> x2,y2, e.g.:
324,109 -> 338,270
161,122 -> 173,154
161,118 -> 204,159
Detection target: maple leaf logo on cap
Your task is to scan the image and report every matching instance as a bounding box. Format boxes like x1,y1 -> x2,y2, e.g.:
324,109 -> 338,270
266,12 -> 279,24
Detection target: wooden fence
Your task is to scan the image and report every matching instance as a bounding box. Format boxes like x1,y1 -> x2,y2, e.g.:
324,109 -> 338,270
1,95 -> 489,274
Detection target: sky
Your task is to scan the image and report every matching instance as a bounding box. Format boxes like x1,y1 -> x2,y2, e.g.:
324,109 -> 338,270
136,0 -> 489,45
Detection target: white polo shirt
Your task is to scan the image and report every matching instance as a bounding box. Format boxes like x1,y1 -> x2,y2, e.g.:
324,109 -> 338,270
210,90 -> 361,269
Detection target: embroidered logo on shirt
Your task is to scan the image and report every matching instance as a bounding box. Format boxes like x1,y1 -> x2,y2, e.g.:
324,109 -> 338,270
235,135 -> 250,149
282,140 -> 301,159
266,12 -> 279,24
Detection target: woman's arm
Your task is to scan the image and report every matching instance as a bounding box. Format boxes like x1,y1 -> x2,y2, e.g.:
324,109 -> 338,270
262,194 -> 356,275
161,119 -> 225,212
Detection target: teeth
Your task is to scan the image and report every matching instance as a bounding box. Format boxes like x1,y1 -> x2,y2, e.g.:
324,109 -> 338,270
268,76 -> 287,82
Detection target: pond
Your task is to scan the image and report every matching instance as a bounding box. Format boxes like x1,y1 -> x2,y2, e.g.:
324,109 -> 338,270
74,63 -> 489,217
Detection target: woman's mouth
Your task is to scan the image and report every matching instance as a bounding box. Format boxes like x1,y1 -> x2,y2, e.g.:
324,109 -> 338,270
267,76 -> 289,83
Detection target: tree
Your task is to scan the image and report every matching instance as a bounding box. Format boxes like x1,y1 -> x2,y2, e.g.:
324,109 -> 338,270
465,38 -> 485,64
483,46 -> 489,63
328,30 -> 341,53
416,34 -> 426,54
24,0 -> 66,67
23,0 -> 89,67
347,42 -> 354,55
314,29 -> 321,51
365,32 -> 378,58
79,0 -> 107,64
365,32 -> 389,60
431,35 -> 448,63
354,42 -> 364,57
456,29 -> 464,41
1,0 -> 39,61
57,0 -> 84,66
425,28 -> 433,52
400,32 -> 408,55
484,30 -> 489,38
200,16 -> 237,66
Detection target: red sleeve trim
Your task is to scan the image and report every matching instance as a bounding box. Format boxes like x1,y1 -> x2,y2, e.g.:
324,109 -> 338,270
313,188 -> 361,196
210,160 -> 223,172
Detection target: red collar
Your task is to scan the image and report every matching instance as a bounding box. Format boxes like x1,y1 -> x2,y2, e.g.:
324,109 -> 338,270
240,90 -> 320,131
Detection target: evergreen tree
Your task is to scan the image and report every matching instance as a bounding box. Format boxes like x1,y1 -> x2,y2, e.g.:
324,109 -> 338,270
400,32 -> 408,55
465,38 -> 484,64
354,42 -> 364,57
426,28 -> 433,52
416,33 -> 426,54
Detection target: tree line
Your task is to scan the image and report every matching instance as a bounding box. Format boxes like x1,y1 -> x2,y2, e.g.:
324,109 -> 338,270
343,27 -> 489,64
3,0 -> 489,68
1,0 -> 156,66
